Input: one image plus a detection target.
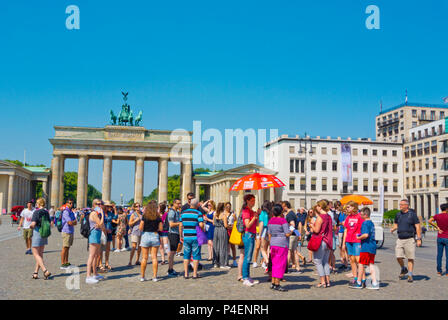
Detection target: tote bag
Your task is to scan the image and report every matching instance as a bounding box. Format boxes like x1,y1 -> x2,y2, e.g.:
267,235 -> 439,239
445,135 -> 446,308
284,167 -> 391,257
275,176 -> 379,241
196,226 -> 208,246
307,233 -> 322,252
229,222 -> 243,246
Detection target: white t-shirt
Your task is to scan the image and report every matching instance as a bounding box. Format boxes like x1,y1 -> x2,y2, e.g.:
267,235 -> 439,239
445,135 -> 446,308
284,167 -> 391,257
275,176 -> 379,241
20,208 -> 34,229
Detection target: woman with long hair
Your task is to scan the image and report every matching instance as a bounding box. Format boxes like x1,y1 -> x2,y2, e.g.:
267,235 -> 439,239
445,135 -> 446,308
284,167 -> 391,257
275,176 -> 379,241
86,199 -> 106,284
309,200 -> 333,288
342,200 -> 364,284
158,202 -> 169,265
213,202 -> 230,269
241,194 -> 261,287
115,207 -> 127,251
257,200 -> 272,271
225,202 -> 238,267
268,203 -> 292,291
29,198 -> 52,280
139,200 -> 163,282
128,202 -> 142,266
201,200 -> 216,262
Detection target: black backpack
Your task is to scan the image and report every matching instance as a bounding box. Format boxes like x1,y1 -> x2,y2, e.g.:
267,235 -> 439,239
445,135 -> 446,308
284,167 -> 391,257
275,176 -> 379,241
162,210 -> 171,232
80,211 -> 91,238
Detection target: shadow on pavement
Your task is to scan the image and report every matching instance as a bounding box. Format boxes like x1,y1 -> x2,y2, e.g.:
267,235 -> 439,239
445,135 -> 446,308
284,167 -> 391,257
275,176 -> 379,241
106,273 -> 140,280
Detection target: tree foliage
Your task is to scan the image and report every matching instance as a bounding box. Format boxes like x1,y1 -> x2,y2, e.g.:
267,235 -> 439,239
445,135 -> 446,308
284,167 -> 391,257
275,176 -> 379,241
62,172 -> 102,207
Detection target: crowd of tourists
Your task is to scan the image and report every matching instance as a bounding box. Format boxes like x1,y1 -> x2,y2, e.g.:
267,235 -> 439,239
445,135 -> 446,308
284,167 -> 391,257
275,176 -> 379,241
16,194 -> 448,292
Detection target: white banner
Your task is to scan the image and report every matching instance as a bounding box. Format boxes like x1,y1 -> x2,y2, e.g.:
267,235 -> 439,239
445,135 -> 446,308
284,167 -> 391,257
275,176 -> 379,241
341,143 -> 352,183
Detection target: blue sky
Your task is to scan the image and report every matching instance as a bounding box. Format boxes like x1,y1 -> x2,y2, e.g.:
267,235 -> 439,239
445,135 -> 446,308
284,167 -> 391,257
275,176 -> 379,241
1,0 -> 447,203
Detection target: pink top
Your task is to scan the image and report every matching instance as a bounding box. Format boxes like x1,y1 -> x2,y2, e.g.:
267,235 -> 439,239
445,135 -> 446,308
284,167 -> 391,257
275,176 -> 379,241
242,208 -> 258,234
316,213 -> 333,249
344,212 -> 364,243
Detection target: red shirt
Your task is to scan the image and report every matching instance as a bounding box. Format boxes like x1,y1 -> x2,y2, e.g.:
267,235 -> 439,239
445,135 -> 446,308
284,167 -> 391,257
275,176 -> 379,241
434,213 -> 448,239
344,212 -> 364,243
242,208 -> 257,234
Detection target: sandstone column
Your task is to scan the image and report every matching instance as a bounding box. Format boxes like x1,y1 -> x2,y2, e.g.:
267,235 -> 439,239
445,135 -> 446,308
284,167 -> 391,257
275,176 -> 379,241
84,157 -> 89,205
77,155 -> 87,208
416,195 -> 422,218
181,160 -> 192,203
158,158 -> 168,203
59,156 -> 65,205
42,180 -> 48,204
423,194 -> 429,220
102,156 -> 113,203
7,175 -> 15,212
195,184 -> 200,201
134,157 -> 145,204
50,155 -> 61,208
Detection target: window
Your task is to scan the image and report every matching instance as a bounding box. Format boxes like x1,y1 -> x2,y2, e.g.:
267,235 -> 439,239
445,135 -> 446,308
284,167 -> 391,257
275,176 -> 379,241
441,111 -> 445,119
404,146 -> 409,159
353,179 -> 358,192
289,146 -> 295,154
433,157 -> 437,169
295,159 -> 300,173
289,178 -> 295,191
312,147 -> 316,154
412,110 -> 417,117
426,174 -> 430,188
332,178 -> 338,191
300,177 -> 306,191
412,122 -> 417,128
373,179 -> 378,192
311,178 -> 317,191
332,148 -> 337,155
392,150 -> 397,156
405,162 -> 409,173
363,162 -> 368,172
393,179 -> 398,192
432,140 -> 437,153
431,111 -> 436,120
383,163 -> 388,173
421,110 -> 426,120
363,179 -> 368,192
412,176 -> 416,189
417,143 -> 423,156
393,200 -> 399,209
419,176 -> 422,188
411,145 -> 416,157
393,163 -> 398,173
372,149 -> 377,156
332,161 -> 337,171
300,160 -> 305,173
373,162 -> 378,172
342,182 -> 348,193
353,162 -> 358,172
383,150 -> 387,156
434,174 -> 438,187
363,149 -> 368,156
425,158 -> 429,170
424,142 -> 430,155
383,179 -> 388,192
322,178 -> 327,191
321,147 -> 327,155
419,159 -> 422,171
406,177 -> 409,189
290,159 -> 294,173
412,161 -> 416,172
353,148 -> 358,156
322,161 -> 327,171
311,160 -> 316,171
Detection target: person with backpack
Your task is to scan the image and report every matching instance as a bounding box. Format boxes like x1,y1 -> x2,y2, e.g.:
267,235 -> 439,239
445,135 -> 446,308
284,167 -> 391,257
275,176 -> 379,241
29,197 -> 52,280
128,202 -> 142,266
60,199 -> 77,270
159,202 -> 169,265
86,199 -> 106,284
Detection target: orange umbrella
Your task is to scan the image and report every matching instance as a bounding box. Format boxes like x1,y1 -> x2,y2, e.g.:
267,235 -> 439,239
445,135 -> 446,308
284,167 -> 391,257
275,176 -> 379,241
340,194 -> 373,205
229,173 -> 285,191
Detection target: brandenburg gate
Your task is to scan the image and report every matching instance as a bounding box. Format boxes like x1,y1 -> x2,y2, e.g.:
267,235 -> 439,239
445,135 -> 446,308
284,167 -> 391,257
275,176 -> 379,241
48,93 -> 193,208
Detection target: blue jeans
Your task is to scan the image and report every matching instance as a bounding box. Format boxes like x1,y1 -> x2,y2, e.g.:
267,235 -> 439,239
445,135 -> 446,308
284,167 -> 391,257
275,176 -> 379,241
242,232 -> 256,280
437,238 -> 448,273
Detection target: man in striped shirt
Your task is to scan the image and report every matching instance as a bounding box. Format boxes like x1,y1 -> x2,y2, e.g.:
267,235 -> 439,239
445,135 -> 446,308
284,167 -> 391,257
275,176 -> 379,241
179,198 -> 205,279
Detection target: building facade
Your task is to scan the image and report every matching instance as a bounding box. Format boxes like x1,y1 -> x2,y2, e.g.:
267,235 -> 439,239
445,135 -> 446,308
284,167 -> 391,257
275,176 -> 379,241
264,135 -> 404,211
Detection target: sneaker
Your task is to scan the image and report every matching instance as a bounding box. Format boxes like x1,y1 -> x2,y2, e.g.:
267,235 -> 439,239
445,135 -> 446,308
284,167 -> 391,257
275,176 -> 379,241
86,276 -> 99,284
114,249 -> 121,253
111,248 -> 116,252
220,266 -> 231,270
349,282 -> 363,289
407,275 -> 413,283
152,278 -> 159,282
232,260 -> 238,268
273,284 -> 288,292
121,248 -> 127,252
60,264 -> 68,270
252,262 -> 258,268
248,278 -> 259,285
140,277 -> 147,282
95,275 -> 105,281
367,282 -> 380,290
167,269 -> 179,276
25,249 -> 32,255
243,279 -> 255,287
399,267 -> 408,279
126,247 -> 131,251
214,264 -> 219,268
262,262 -> 267,269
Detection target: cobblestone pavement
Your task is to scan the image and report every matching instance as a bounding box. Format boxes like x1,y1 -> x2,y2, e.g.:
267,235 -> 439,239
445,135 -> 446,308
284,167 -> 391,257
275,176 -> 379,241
0,216 -> 446,300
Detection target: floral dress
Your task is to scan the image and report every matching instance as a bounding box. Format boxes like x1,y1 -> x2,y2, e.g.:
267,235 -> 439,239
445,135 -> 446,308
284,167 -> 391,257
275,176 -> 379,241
117,214 -> 127,236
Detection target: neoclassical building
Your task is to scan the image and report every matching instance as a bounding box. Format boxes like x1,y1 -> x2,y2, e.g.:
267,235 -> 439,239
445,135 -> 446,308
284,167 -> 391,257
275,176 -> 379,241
49,125 -> 194,208
0,161 -> 50,213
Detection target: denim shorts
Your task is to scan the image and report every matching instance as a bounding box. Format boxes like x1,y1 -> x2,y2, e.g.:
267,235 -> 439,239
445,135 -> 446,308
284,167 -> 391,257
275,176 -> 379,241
346,242 -> 361,256
140,232 -> 160,248
32,229 -> 48,247
89,229 -> 102,245
183,238 -> 201,260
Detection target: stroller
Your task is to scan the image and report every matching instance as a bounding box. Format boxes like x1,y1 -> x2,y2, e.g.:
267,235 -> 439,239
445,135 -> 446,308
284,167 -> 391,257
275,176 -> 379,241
10,206 -> 24,226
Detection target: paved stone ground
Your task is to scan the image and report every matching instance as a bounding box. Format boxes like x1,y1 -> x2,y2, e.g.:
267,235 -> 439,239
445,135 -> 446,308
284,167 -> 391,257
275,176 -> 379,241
0,215 -> 447,300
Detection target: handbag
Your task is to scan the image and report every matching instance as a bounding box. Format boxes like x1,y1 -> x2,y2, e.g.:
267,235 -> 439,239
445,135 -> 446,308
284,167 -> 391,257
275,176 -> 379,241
196,226 -> 208,246
100,231 -> 107,245
307,233 -> 322,251
229,222 -> 243,246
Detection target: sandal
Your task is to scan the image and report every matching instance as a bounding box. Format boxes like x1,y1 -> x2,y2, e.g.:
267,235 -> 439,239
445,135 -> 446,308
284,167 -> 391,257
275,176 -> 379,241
98,265 -> 107,273
135,261 -> 141,265
237,277 -> 243,282
184,275 -> 190,279
192,275 -> 201,279
316,283 -> 326,288
326,282 -> 331,287
32,272 -> 39,279
105,265 -> 113,270
43,269 -> 51,280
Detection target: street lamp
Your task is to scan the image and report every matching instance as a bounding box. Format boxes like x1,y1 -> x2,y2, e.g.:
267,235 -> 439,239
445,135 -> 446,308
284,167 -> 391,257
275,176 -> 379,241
298,133 -> 314,209
120,193 -> 123,206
